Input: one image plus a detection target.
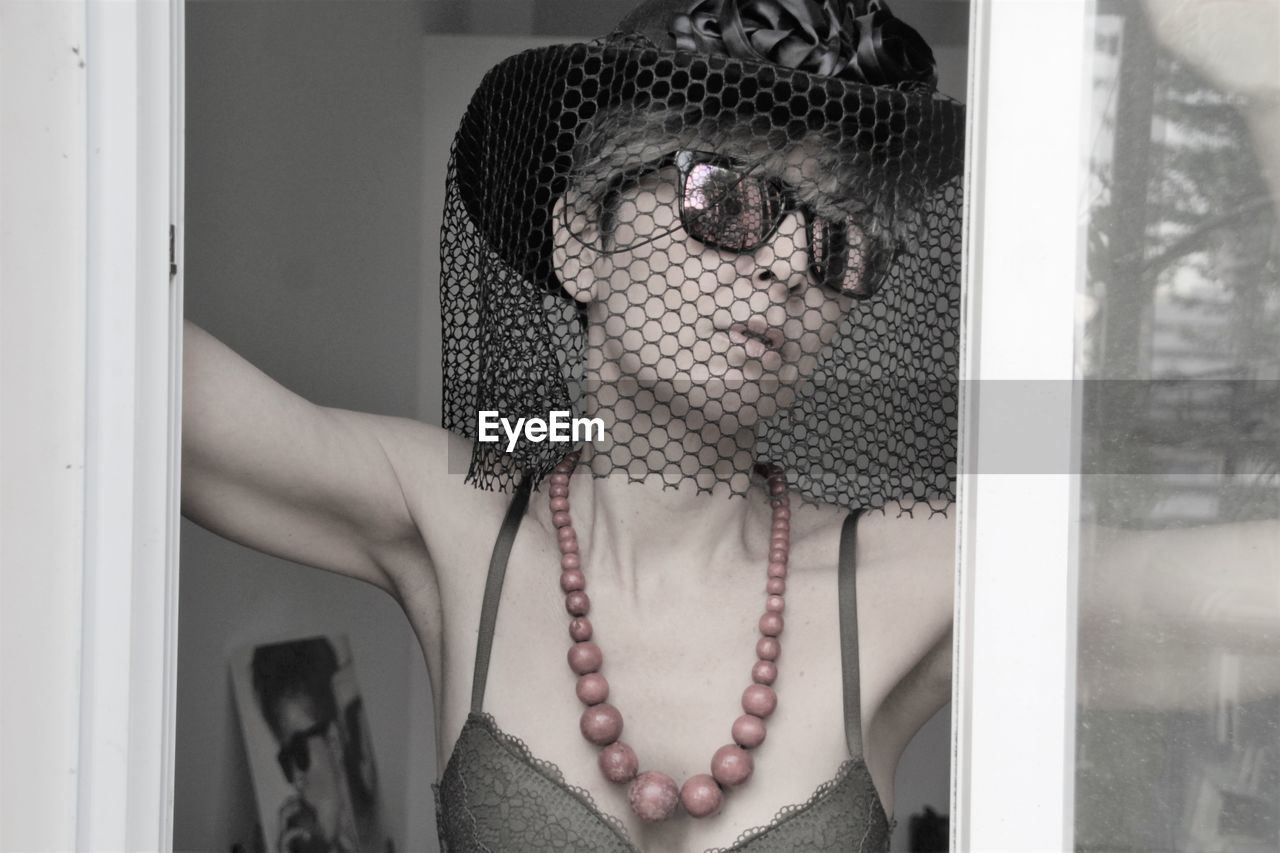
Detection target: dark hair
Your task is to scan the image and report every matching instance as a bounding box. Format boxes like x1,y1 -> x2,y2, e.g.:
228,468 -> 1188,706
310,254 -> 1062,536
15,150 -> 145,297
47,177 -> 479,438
250,638 -> 340,740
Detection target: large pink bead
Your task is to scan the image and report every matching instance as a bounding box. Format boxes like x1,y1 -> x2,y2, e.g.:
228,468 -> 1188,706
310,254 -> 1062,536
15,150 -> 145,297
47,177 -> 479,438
680,774 -> 724,818
580,703 -> 623,745
767,561 -> 787,578
598,741 -> 638,782
774,506 -> 791,521
769,480 -> 787,496
710,744 -> 753,787
576,672 -> 609,705
628,771 -> 679,821
561,552 -> 581,571
560,569 -> 586,592
766,577 -> 785,595
550,496 -> 570,512
768,547 -> 788,563
557,527 -> 577,545
759,612 -> 784,637
765,594 -> 785,613
752,659 -> 778,685
549,483 -> 569,498
569,617 -> 593,642
550,472 -> 570,486
771,518 -> 790,533
567,641 -> 602,675
756,637 -> 781,660
565,591 -> 590,616
742,683 -> 777,717
552,511 -> 573,528
732,714 -> 767,748
770,531 -> 789,545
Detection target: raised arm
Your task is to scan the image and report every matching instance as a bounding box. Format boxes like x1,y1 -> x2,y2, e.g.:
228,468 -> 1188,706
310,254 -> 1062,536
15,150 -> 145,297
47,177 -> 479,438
181,320 -> 438,594
1071,0 -> 1280,710
1080,520 -> 1280,708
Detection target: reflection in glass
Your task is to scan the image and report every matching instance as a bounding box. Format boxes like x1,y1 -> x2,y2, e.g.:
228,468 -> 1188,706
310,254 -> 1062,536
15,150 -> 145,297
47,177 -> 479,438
1077,3 -> 1279,851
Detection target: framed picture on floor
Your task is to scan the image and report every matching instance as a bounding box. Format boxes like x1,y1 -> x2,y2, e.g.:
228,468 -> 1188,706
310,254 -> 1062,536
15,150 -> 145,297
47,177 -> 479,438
231,635 -> 392,853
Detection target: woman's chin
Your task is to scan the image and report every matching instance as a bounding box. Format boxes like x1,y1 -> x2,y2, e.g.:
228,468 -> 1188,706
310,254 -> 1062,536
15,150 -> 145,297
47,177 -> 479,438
608,371 -> 795,423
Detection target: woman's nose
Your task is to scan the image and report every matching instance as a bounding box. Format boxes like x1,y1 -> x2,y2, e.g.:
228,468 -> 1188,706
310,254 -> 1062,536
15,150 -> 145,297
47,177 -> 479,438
735,211 -> 809,294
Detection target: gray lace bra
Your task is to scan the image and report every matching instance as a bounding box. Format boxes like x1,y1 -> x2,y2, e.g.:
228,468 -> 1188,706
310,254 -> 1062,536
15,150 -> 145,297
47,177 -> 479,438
433,477 -> 893,852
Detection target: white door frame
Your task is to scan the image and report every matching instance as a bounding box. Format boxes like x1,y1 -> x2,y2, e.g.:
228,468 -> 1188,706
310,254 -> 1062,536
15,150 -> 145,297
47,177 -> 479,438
77,0 -> 184,847
953,0 -> 1092,850
0,0 -> 186,848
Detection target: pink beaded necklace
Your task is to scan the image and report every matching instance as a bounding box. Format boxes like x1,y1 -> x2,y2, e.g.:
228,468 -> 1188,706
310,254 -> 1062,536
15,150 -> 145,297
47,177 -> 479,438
548,449 -> 791,822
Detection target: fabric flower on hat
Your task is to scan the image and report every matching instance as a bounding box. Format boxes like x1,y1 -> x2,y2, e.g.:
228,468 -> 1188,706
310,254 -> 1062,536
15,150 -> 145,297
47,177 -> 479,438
669,0 -> 937,88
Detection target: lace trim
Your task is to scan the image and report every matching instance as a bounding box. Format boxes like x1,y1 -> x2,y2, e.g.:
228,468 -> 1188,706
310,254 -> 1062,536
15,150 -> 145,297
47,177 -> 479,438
466,711 -> 638,848
707,758 -> 895,852
455,711 -> 895,853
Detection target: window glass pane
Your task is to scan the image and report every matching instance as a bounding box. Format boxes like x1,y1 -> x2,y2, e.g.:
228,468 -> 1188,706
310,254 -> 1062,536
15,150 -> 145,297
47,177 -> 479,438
1076,2 -> 1280,850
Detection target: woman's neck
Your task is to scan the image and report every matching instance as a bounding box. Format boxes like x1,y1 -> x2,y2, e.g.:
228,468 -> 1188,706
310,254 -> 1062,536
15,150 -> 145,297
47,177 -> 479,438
553,445 -> 776,599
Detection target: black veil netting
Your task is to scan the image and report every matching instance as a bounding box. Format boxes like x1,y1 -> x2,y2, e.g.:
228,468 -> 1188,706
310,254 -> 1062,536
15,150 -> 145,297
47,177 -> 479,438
440,0 -> 964,513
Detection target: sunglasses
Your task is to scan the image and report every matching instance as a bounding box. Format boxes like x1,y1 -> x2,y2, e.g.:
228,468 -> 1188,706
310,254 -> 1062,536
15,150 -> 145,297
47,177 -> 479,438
276,719 -> 330,780
602,150 -> 879,298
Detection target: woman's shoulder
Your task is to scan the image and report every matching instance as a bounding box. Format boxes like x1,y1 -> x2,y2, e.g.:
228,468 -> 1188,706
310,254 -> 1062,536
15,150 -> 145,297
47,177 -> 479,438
855,504 -> 956,760
788,498 -> 955,643
790,498 -> 956,570
860,500 -> 957,572
372,422 -> 520,580
855,501 -> 956,623
376,421 -> 509,512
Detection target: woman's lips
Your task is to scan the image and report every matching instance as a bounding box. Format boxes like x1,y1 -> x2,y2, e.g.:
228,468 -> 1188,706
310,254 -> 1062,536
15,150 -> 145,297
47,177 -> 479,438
727,322 -> 783,358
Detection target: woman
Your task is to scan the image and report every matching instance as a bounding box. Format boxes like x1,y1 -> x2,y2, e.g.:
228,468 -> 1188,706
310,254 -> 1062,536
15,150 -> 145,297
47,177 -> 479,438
183,0 -> 1278,851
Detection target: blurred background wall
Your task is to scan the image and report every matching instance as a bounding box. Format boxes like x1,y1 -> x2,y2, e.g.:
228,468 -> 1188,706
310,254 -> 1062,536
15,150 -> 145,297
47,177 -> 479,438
177,3 -> 969,850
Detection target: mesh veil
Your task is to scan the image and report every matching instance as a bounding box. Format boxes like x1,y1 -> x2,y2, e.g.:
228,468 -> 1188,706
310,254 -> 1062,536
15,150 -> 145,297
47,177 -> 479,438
440,0 -> 964,512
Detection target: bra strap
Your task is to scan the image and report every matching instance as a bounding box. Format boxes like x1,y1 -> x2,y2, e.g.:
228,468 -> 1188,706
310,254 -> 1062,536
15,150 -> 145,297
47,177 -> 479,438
469,474 -> 534,714
838,508 -> 866,758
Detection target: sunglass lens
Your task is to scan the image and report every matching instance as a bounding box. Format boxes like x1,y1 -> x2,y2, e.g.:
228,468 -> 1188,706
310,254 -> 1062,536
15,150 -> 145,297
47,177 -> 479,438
277,735 -> 312,779
811,219 -> 873,297
682,163 -> 784,250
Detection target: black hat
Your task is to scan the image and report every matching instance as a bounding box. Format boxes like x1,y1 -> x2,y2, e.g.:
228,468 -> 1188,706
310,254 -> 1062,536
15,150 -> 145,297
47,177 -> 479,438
440,0 -> 963,512
450,0 -> 964,288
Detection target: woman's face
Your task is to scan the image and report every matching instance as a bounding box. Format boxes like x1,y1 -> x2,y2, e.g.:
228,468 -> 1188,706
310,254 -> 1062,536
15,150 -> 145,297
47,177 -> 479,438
555,152 -> 856,426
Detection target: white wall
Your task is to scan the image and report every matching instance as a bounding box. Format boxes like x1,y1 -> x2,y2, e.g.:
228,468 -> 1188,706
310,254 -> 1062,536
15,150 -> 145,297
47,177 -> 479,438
0,3 -> 87,849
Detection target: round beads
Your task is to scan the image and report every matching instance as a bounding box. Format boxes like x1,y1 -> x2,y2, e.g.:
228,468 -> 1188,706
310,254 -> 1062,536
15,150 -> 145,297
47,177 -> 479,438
567,641 -> 602,674
580,703 -> 624,745
629,771 -> 680,821
710,744 -> 754,787
742,684 -> 777,717
576,672 -> 609,705
680,774 -> 724,817
599,741 -> 639,782
732,714 -> 767,748
553,452 -> 792,821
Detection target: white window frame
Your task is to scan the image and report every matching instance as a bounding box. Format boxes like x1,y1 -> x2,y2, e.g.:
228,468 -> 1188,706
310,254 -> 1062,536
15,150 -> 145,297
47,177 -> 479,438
953,0 -> 1093,851
77,0 -> 184,846
78,0 -> 183,847
3,0 -> 1105,849
1,0 -> 185,848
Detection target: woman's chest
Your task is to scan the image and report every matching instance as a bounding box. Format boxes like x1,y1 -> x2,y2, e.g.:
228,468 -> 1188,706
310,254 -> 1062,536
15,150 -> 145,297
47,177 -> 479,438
427,523 -> 875,850
434,713 -> 889,853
